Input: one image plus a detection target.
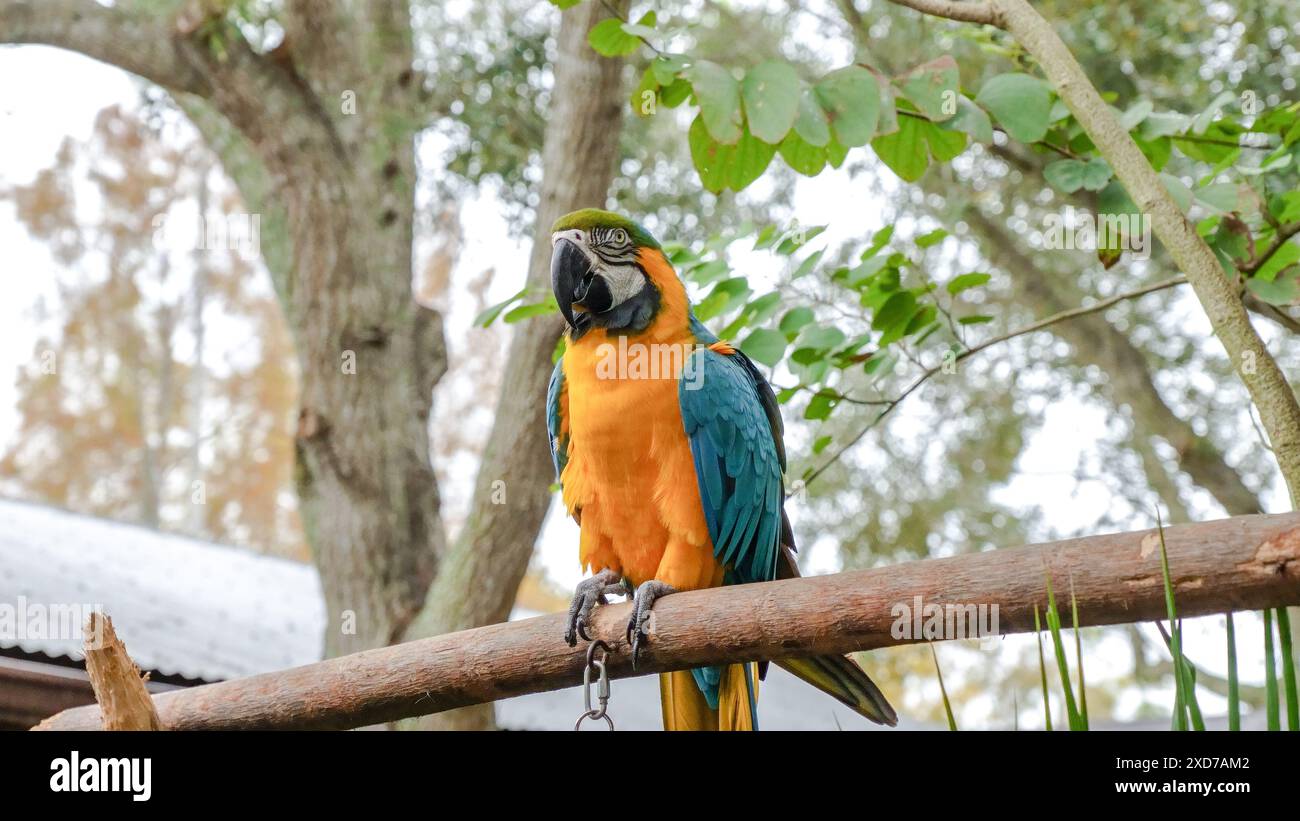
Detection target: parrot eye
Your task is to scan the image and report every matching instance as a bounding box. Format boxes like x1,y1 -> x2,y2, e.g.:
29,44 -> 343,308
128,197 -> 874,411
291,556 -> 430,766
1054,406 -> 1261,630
611,228 -> 628,245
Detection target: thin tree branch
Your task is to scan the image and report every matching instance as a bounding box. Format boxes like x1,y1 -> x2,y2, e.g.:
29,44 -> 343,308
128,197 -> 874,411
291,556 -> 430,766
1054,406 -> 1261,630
1240,221 -> 1300,276
888,0 -> 1002,26
803,276 -> 1188,489
0,0 -> 210,95
35,512 -> 1300,730
1245,292 -> 1300,336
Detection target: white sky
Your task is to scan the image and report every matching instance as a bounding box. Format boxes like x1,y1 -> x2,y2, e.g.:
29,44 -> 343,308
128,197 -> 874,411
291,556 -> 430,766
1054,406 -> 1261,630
0,43 -> 1288,726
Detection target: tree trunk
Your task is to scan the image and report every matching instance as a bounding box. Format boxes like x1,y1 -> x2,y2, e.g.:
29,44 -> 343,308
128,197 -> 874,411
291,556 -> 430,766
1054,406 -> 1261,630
2,1 -> 448,657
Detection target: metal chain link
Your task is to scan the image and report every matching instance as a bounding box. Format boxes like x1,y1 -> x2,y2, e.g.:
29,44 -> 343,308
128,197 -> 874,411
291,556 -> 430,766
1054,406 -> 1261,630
574,640 -> 614,730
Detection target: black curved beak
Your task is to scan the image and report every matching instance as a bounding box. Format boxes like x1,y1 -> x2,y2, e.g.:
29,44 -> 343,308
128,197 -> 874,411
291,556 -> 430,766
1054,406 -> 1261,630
551,238 -> 612,331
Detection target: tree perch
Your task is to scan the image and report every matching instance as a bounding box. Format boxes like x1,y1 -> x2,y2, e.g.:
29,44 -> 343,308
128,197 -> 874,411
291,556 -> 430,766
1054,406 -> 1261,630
35,513 -> 1300,731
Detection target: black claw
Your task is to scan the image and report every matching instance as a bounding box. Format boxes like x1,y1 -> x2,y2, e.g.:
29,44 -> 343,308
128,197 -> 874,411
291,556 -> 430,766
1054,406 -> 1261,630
577,618 -> 592,643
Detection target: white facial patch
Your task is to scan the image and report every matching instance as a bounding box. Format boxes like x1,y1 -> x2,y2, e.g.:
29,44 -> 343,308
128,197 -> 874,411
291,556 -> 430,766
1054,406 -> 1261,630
600,262 -> 648,307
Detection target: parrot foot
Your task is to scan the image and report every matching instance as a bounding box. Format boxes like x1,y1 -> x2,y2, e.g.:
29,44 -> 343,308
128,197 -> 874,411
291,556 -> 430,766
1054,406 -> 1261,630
564,568 -> 629,647
626,580 -> 676,668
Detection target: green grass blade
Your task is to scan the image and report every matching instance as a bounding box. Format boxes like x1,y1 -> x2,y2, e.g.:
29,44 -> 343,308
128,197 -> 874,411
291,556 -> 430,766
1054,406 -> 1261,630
1156,620 -> 1205,731
1176,619 -> 1205,731
930,644 -> 958,731
1277,607 -> 1298,731
1265,608 -> 1280,731
1044,574 -> 1083,730
1071,582 -> 1088,729
1035,604 -> 1053,732
1154,509 -> 1189,731
1226,612 -> 1240,732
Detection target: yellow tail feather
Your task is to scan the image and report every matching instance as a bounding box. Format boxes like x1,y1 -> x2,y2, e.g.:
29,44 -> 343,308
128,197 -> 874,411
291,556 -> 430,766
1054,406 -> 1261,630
777,654 -> 898,726
659,664 -> 759,731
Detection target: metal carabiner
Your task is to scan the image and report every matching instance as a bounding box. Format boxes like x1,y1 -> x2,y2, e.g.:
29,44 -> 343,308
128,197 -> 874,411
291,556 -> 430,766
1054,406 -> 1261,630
574,640 -> 615,731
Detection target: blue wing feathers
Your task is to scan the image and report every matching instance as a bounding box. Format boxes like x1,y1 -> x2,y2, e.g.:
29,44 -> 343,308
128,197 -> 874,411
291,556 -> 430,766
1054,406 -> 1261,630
546,358 -> 567,482
678,344 -> 785,586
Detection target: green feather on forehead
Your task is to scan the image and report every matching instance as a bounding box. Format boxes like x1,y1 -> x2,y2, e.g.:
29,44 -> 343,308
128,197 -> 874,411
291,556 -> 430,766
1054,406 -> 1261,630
551,208 -> 662,250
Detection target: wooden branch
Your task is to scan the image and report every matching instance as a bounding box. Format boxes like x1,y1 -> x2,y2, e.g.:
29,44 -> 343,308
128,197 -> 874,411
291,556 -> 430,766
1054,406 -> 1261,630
76,613 -> 162,731
34,513 -> 1300,731
0,0 -> 210,95
889,0 -> 1002,26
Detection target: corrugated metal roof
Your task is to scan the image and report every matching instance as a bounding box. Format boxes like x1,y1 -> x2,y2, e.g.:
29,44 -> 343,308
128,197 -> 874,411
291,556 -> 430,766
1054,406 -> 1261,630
0,498 -> 325,682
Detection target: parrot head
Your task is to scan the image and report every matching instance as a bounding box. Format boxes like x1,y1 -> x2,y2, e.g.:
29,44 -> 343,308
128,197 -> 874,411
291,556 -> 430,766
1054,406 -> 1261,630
550,208 -> 665,338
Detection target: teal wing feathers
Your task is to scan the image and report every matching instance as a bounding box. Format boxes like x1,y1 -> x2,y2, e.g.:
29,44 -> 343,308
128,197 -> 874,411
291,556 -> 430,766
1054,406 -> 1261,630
678,346 -> 784,586
546,357 -> 568,483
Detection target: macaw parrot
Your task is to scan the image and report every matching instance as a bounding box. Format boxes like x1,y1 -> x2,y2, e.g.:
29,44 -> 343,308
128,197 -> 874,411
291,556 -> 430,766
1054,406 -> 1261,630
546,208 -> 897,731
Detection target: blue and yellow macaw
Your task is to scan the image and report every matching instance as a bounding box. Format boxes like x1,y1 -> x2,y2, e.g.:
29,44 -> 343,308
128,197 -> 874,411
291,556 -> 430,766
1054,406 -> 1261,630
547,208 -> 897,731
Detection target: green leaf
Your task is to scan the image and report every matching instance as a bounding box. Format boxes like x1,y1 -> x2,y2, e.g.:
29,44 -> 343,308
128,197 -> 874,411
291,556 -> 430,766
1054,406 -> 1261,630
793,89 -> 831,147
473,288 -> 527,327
749,292 -> 783,322
503,299 -> 558,323
872,115 -> 928,182
812,435 -> 833,455
687,60 -> 743,144
792,249 -> 824,279
872,290 -> 917,332
906,305 -> 938,336
688,115 -> 776,193
895,56 -> 960,122
846,255 -> 889,288
1043,157 -> 1112,193
925,123 -> 967,162
739,328 -> 788,367
1258,241 -> 1300,282
1193,90 -> 1236,135
796,325 -> 846,351
660,78 -> 691,108
777,130 -> 827,176
976,73 -> 1052,143
548,0 -> 583,8
804,393 -> 836,421
1248,269 -> 1300,305
941,95 -> 994,144
1195,182 -> 1250,215
825,137 -> 848,168
779,307 -> 815,338
863,225 -> 894,258
1160,173 -> 1193,213
631,67 -> 658,118
1141,111 -> 1192,139
946,272 -> 991,295
959,314 -> 994,325
916,228 -> 948,248
741,61 -> 801,144
587,16 -> 642,57
814,66 -> 880,148
620,12 -> 658,41
873,68 -> 900,137
651,54 -> 687,85
1119,99 -> 1154,130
